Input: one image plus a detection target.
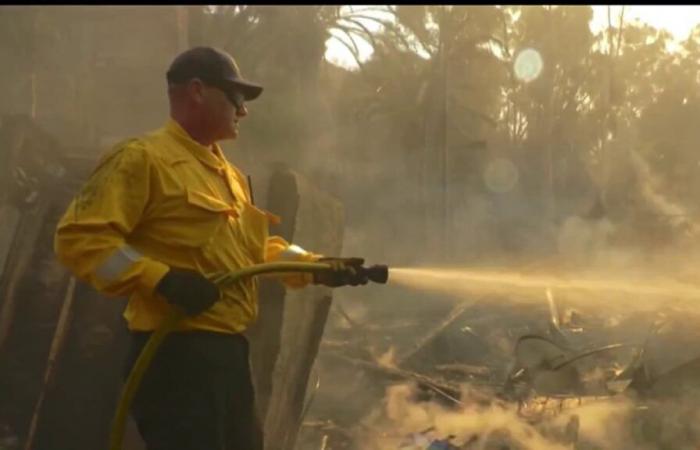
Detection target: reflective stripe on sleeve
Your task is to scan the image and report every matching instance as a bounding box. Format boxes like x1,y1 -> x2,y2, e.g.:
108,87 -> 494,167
278,244 -> 309,261
95,245 -> 143,282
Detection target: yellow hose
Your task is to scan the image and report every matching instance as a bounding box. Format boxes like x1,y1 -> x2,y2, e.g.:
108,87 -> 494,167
109,261 -> 332,450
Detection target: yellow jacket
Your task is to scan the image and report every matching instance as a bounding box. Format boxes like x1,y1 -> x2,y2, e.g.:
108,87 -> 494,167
54,119 -> 320,334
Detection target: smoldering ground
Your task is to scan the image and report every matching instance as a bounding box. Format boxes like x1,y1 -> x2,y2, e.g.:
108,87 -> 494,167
350,374 -> 700,450
299,137 -> 700,449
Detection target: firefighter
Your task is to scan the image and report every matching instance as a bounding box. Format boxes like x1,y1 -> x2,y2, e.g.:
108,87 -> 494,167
54,46 -> 367,450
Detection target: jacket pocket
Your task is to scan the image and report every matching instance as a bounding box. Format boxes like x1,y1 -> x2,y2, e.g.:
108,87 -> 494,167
149,189 -> 234,249
186,190 -> 237,216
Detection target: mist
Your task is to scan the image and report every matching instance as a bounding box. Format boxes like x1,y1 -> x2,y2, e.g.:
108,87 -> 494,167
3,5 -> 700,450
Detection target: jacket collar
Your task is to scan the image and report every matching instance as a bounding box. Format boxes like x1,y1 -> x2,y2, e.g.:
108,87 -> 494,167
164,118 -> 226,170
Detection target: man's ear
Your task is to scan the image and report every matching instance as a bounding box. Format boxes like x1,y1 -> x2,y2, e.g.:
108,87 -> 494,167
187,78 -> 206,105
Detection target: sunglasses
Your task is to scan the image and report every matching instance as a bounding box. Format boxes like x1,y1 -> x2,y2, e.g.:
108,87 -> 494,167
205,80 -> 246,110
225,90 -> 246,111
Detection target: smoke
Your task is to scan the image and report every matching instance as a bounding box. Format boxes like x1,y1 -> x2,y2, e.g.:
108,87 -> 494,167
253,9 -> 700,450
348,381 -> 700,450
7,7 -> 700,450
377,346 -> 398,368
353,382 -> 645,450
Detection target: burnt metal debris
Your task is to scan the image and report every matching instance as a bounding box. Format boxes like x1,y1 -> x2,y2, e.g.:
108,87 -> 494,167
298,286 -> 700,450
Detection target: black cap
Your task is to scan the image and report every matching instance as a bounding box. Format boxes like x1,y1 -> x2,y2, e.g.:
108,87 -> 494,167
166,46 -> 263,104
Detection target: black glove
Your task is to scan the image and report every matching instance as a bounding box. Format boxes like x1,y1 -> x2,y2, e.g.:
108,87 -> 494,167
155,268 -> 220,316
313,257 -> 369,287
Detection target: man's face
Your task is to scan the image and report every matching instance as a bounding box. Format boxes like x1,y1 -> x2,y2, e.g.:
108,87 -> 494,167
198,81 -> 248,142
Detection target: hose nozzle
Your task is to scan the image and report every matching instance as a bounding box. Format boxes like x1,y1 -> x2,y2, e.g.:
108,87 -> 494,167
360,265 -> 389,284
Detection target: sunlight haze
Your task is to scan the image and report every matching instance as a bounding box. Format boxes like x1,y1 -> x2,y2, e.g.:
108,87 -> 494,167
325,5 -> 700,70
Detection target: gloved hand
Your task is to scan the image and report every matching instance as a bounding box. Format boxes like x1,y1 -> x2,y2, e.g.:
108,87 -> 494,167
155,268 -> 220,316
313,257 -> 369,287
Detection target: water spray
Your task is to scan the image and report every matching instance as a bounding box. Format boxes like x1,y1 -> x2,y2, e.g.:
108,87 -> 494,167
388,267 -> 700,311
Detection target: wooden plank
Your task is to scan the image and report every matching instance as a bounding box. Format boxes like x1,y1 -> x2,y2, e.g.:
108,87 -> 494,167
23,276 -> 76,450
0,199 -> 51,352
248,168 -> 300,421
261,169 -> 344,450
396,300 -> 480,365
0,205 -> 21,274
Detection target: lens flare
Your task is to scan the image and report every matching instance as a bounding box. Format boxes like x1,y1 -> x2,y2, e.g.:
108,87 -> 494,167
514,48 -> 543,83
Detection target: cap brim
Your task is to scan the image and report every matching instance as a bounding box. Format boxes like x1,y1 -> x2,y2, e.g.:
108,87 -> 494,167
225,78 -> 263,101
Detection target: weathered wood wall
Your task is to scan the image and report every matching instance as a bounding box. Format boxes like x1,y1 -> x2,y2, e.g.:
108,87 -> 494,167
246,167 -> 344,450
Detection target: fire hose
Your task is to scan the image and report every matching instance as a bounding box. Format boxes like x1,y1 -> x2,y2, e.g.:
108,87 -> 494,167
108,261 -> 388,450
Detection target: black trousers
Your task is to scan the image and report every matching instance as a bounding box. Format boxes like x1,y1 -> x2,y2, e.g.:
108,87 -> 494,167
124,331 -> 263,450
